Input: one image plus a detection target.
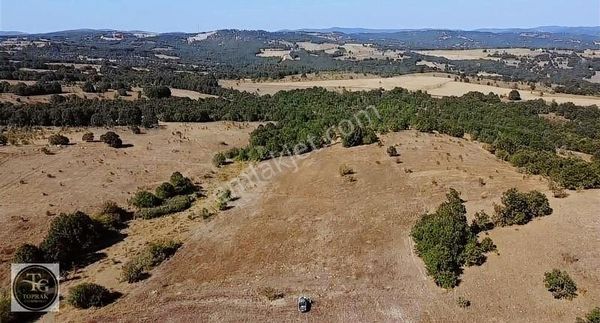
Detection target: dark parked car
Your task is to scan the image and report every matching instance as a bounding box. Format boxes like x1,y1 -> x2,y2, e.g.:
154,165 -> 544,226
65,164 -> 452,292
298,296 -> 312,313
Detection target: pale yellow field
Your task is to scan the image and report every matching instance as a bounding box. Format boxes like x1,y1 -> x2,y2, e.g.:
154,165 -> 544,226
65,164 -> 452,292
416,48 -> 543,60
220,74 -> 600,106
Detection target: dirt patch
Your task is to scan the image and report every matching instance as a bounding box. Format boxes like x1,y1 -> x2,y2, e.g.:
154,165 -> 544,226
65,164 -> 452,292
416,48 -> 543,60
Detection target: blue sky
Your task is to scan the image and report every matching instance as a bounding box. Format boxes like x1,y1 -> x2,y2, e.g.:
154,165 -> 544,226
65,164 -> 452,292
1,0 -> 598,33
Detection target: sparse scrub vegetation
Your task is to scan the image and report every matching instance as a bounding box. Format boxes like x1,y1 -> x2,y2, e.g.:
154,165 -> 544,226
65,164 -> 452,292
0,134 -> 7,146
213,152 -> 227,167
544,269 -> 578,300
576,307 -> 600,323
129,191 -> 162,209
339,164 -> 355,176
260,287 -> 285,301
135,195 -> 194,219
457,296 -> 471,308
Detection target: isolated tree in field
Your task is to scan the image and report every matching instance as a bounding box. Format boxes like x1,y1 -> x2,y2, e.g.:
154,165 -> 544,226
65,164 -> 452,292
82,132 -> 94,142
100,131 -> 122,148
48,134 -> 69,145
508,89 -> 521,101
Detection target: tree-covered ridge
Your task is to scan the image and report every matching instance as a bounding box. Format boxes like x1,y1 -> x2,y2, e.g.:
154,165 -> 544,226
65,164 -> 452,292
1,87 -> 599,188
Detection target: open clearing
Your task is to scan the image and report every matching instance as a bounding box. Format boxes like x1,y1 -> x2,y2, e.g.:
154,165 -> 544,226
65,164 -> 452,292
49,131 -> 600,322
0,122 -> 257,285
296,42 -> 406,61
220,74 -> 600,106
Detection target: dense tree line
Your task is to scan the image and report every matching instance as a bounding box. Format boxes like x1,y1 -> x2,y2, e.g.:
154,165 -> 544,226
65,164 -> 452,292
0,81 -> 61,96
1,87 -> 599,188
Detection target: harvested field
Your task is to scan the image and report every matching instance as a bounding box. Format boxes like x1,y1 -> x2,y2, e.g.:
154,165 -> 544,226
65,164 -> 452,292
220,74 -> 600,106
169,88 -> 218,100
57,131 -> 600,322
416,48 -> 543,60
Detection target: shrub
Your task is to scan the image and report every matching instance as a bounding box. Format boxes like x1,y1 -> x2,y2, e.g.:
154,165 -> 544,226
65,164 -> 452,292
135,195 -> 193,219
342,127 -> 379,147
82,132 -> 94,142
121,240 -> 181,283
129,191 -> 161,209
93,201 -> 129,229
120,259 -> 145,283
169,172 -> 196,194
471,211 -> 494,233
100,131 -> 122,148
81,81 -> 96,93
508,90 -> 521,101
40,211 -> 103,267
130,125 -> 141,134
213,152 -> 226,167
155,182 -> 176,200
493,189 -> 552,226
0,134 -> 7,146
48,134 -> 69,145
577,307 -> 600,323
339,164 -> 354,176
143,240 -> 182,268
13,244 -> 45,263
479,237 -> 497,253
224,147 -> 241,159
260,287 -> 285,301
117,88 -> 128,96
544,269 -> 577,300
215,199 -> 228,211
218,189 -> 232,202
457,296 -> 471,308
67,283 -> 111,309
386,146 -> 398,157
462,238 -> 486,266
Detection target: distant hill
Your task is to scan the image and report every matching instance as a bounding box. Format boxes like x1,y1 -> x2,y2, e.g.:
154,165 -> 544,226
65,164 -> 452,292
285,26 -> 600,37
0,31 -> 27,36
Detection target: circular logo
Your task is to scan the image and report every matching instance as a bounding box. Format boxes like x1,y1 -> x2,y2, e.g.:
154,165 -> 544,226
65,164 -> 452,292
12,265 -> 59,312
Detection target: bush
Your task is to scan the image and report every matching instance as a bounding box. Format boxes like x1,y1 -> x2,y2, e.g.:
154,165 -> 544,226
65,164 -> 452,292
386,146 -> 398,157
155,182 -> 176,200
48,134 -> 69,145
544,269 -> 577,300
471,211 -> 494,233
213,152 -> 226,167
130,125 -> 141,134
0,134 -> 7,146
13,244 -> 45,263
81,81 -> 96,93
169,172 -> 196,195
120,259 -> 145,283
40,211 -> 103,266
493,189 -> 552,226
339,164 -> 355,176
100,131 -> 122,148
67,283 -> 111,309
508,90 -> 521,101
457,296 -> 471,308
135,195 -> 193,219
93,201 -> 129,229
462,238 -> 486,266
577,307 -> 600,323
479,237 -> 497,253
129,191 -> 161,209
121,240 -> 181,283
342,127 -> 379,147
117,88 -> 128,96
144,86 -> 171,99
82,132 -> 94,142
